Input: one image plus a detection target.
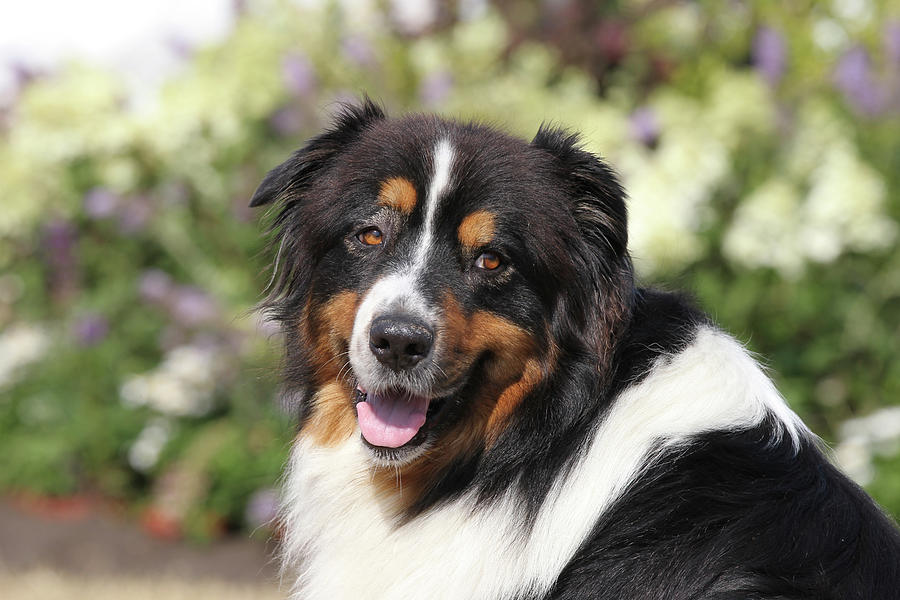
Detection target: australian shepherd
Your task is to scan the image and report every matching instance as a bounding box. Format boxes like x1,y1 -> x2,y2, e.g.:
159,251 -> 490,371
251,100 -> 900,599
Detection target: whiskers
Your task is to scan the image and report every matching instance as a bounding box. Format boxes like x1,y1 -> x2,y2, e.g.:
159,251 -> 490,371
365,462 -> 404,495
335,353 -> 356,387
309,350 -> 357,390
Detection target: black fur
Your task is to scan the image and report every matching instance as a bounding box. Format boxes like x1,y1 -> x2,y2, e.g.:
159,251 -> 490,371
544,426 -> 900,599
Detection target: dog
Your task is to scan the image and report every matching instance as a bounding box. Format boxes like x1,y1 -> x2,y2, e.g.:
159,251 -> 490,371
250,100 -> 900,599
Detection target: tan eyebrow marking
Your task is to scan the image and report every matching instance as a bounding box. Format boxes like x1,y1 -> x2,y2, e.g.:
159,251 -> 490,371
377,176 -> 417,215
457,210 -> 496,250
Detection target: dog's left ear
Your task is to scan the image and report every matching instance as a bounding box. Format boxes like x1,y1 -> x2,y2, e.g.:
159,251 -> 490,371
530,125 -> 628,262
531,125 -> 634,366
249,98 -> 386,207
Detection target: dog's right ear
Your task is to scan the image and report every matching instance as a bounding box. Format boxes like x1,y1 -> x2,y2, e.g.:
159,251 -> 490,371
249,98 -> 386,207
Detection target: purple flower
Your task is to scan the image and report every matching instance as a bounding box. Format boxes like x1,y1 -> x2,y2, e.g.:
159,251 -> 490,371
167,35 -> 194,61
341,35 -> 376,67
74,313 -> 109,345
83,187 -> 120,219
138,269 -> 173,304
629,106 -> 660,147
170,286 -> 218,326
885,21 -> 900,66
43,219 -> 76,268
833,46 -> 888,116
269,105 -> 304,137
118,195 -> 153,233
835,47 -> 871,91
43,219 -> 79,301
419,71 -> 453,107
245,488 -> 279,529
753,26 -> 787,86
10,61 -> 39,90
44,219 -> 76,260
281,52 -> 316,97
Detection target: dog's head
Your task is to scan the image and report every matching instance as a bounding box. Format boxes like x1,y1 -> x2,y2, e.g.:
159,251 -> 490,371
253,100 -> 633,471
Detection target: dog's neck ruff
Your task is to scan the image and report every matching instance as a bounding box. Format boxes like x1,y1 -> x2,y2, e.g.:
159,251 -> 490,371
279,327 -> 807,600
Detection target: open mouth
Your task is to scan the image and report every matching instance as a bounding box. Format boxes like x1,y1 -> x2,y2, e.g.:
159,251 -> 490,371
354,385 -> 448,451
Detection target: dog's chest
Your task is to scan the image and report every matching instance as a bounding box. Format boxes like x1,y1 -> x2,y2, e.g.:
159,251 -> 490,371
280,438 -> 546,600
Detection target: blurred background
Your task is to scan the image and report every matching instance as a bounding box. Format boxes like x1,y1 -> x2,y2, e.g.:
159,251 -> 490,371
1,0 -> 898,596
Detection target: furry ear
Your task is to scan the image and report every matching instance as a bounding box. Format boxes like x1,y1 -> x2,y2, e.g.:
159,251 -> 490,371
530,124 -> 628,261
252,99 -> 385,424
249,98 -> 386,207
253,97 -> 386,314
531,125 -> 634,369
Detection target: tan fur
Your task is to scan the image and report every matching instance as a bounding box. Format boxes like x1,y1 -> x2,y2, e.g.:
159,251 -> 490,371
457,210 -> 495,250
485,357 -> 544,441
377,177 -> 417,215
302,291 -> 360,447
306,381 -> 358,447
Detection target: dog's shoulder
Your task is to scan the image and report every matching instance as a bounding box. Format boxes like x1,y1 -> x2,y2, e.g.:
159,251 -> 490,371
545,289 -> 900,598
550,429 -> 900,599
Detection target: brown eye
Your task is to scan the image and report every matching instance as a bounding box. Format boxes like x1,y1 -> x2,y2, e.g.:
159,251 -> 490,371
357,227 -> 383,246
475,251 -> 501,271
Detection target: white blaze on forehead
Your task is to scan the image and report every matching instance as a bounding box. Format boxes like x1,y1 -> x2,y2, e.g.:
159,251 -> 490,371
348,138 -> 456,393
412,137 -> 455,270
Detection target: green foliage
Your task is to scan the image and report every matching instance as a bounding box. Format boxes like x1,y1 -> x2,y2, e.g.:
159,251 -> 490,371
1,0 -> 898,533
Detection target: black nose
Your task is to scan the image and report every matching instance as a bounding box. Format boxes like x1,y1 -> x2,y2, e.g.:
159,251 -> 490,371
369,315 -> 434,371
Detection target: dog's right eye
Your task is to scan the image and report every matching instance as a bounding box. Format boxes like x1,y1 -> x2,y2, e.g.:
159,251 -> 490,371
357,227 -> 384,246
475,251 -> 502,271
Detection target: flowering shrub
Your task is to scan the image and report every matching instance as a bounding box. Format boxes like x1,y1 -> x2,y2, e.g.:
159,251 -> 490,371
1,0 -> 899,536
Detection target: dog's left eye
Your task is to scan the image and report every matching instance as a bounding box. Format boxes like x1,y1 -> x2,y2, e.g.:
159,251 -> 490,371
475,251 -> 502,271
357,227 -> 384,246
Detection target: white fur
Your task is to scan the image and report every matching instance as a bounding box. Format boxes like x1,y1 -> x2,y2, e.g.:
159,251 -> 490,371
283,327 -> 809,599
412,137 -> 455,271
347,138 -> 456,395
349,272 -> 430,393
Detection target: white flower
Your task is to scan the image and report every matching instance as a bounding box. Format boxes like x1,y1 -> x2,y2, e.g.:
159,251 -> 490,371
723,178 -> 806,278
804,143 -> 896,257
812,19 -> 849,52
622,73 -> 775,276
128,418 -> 173,472
834,437 -> 875,486
0,324 -> 50,390
834,406 -> 900,486
839,406 -> 900,451
723,141 -> 894,277
832,0 -> 874,26
705,71 -> 776,144
623,131 -> 728,275
119,344 -> 224,417
162,345 -> 218,390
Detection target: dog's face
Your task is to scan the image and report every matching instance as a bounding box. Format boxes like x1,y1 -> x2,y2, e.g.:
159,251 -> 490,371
253,102 -> 631,474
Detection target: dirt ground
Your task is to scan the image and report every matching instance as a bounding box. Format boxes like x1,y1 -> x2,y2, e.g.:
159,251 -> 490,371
0,570 -> 285,600
0,500 -> 285,599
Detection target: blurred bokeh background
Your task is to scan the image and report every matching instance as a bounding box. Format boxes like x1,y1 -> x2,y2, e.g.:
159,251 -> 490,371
1,0 -> 899,595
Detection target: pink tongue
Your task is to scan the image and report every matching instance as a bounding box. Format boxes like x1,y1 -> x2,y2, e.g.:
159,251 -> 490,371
356,390 -> 430,448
